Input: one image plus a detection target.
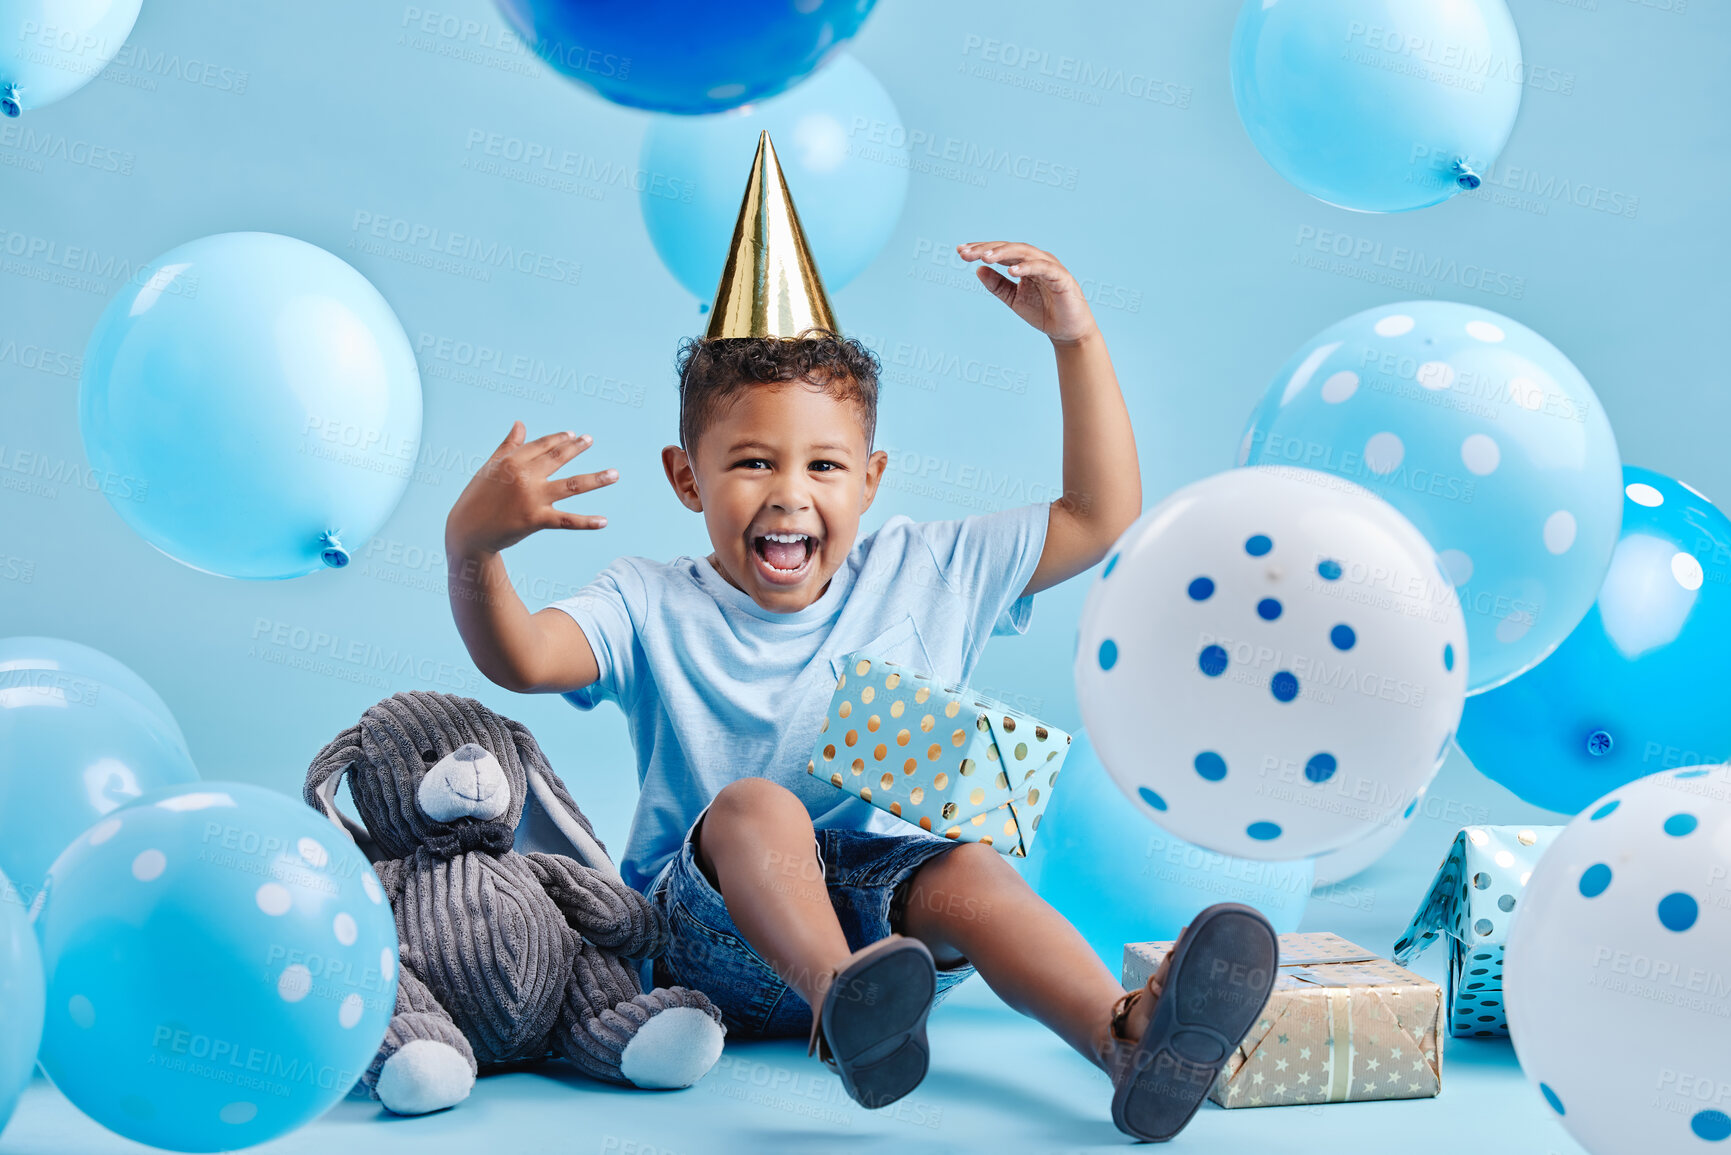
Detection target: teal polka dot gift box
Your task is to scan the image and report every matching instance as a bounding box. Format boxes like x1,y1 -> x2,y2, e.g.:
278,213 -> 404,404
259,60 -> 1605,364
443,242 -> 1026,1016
806,653 -> 1072,856
1393,824 -> 1563,1038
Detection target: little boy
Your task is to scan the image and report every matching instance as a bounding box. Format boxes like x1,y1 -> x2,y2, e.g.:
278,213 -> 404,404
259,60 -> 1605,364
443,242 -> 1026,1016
444,135 -> 1276,1142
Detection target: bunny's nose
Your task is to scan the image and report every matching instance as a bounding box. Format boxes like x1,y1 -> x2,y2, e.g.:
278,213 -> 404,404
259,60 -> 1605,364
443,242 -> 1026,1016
417,742 -> 510,822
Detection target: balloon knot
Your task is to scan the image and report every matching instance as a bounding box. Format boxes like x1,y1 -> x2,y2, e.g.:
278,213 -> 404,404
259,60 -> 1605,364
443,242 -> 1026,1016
1586,730 -> 1613,757
320,531 -> 350,569
1453,159 -> 1482,191
1,86 -> 21,119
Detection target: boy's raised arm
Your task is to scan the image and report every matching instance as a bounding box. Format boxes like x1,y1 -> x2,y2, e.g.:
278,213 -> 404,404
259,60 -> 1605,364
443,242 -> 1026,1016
445,422 -> 618,694
957,242 -> 1143,597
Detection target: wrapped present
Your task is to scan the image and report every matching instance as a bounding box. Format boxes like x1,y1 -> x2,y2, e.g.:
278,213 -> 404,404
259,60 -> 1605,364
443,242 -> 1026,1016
1122,932 -> 1443,1108
1393,824 -> 1562,1038
806,653 -> 1071,856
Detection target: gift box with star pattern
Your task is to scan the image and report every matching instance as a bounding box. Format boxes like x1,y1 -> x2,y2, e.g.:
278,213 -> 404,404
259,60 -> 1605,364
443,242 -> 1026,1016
1392,824 -> 1563,1039
1123,931 -> 1443,1108
806,652 -> 1071,856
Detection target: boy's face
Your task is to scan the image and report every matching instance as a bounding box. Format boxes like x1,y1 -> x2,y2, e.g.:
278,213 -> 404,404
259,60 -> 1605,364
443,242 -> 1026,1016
662,380 -> 887,614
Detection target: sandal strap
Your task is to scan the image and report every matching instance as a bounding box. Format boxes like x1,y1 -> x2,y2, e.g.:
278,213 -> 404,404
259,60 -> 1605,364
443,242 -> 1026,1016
808,1004 -> 825,1059
1108,978 -> 1154,1045
808,967 -> 840,1060
1108,990 -> 1136,1044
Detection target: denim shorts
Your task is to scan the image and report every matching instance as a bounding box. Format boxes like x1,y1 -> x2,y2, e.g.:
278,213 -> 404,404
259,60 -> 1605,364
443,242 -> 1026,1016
645,803 -> 979,1039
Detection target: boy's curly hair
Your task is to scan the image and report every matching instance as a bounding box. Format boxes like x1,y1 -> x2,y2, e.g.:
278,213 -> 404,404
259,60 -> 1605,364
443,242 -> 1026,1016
675,330 -> 881,455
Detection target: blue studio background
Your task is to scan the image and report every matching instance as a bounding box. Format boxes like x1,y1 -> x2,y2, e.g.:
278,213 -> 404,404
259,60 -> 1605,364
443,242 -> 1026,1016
2,1 -> 1726,1153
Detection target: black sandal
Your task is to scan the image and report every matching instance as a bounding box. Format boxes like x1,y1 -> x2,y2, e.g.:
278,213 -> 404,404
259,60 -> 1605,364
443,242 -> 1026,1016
807,933 -> 938,1109
1107,903 -> 1280,1142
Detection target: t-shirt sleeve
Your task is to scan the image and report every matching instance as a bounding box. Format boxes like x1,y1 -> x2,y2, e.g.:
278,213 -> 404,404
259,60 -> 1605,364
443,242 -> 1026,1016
545,558 -> 644,711
912,502 -> 1051,656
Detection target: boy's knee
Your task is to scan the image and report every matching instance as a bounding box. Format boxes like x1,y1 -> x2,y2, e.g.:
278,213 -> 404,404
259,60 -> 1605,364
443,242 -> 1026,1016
705,777 -> 812,835
697,779 -> 817,890
922,840 -> 1012,885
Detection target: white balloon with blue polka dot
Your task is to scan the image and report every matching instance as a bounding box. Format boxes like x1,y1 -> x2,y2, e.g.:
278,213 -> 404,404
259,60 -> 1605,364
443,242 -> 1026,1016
1238,300 -> 1624,695
1504,763 -> 1731,1154
1074,465 -> 1468,860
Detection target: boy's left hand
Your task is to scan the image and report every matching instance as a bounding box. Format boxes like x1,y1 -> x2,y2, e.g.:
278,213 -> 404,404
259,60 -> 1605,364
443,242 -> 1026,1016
958,241 -> 1099,346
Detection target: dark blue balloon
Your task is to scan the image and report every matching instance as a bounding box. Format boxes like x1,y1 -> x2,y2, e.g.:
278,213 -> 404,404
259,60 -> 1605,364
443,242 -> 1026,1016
493,0 -> 877,114
1457,467 -> 1731,813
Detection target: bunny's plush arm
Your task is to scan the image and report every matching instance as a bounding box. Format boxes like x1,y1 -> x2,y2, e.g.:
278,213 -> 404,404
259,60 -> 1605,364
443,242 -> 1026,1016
523,852 -> 668,959
372,857 -> 406,905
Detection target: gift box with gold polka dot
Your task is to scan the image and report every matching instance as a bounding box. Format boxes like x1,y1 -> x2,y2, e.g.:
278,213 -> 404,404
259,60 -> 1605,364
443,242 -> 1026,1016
806,653 -> 1071,856
1125,932 -> 1444,1108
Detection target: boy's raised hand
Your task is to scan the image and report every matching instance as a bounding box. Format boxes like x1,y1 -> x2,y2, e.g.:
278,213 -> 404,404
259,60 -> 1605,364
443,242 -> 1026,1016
957,242 -> 1100,345
445,422 -> 617,557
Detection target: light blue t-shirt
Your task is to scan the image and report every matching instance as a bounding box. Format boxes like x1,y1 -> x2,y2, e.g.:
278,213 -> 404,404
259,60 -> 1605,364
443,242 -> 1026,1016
549,502 -> 1051,893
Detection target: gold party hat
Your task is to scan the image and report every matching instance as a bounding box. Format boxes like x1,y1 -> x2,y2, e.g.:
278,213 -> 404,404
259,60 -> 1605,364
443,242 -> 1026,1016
705,131 -> 837,340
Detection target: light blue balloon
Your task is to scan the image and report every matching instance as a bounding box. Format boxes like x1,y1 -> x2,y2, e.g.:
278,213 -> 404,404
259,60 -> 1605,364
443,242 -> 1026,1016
1458,467 -> 1731,813
79,232 -> 423,580
1022,731 -> 1312,971
0,636 -> 189,756
34,782 -> 397,1152
0,0 -> 143,118
1230,0 -> 1524,212
1239,300 -> 1622,693
641,54 -> 909,303
0,866 -> 44,1139
0,674 -> 199,898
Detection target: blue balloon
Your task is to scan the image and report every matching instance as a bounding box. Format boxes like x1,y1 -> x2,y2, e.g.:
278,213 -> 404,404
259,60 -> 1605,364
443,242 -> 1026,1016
641,54 -> 909,302
79,232 -> 423,580
0,0 -> 142,118
0,866 -> 44,1138
0,673 -> 199,897
1230,0 -> 1523,212
0,636 -> 189,756
34,782 -> 397,1152
1239,301 -> 1623,693
1022,731 -> 1312,971
1457,468 -> 1731,813
493,0 -> 876,114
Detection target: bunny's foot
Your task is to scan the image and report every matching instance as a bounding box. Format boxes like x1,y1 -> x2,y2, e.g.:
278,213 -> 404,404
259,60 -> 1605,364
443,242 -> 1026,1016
555,941 -> 726,1088
618,994 -> 727,1089
369,1012 -> 478,1115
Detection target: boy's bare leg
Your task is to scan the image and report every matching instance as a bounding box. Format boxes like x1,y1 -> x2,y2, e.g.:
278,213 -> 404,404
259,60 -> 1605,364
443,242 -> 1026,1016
693,779 -> 856,1013
897,843 -> 1159,1070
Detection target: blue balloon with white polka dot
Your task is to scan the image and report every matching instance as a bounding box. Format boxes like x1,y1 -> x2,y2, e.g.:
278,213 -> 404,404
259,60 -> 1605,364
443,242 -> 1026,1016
1238,301 -> 1623,693
1020,732 -> 1313,972
33,782 -> 397,1152
1505,765 -> 1731,1155
1457,467 -> 1731,813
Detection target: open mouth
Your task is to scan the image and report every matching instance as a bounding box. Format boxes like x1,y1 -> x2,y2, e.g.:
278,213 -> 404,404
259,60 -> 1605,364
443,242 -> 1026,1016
752,531 -> 817,584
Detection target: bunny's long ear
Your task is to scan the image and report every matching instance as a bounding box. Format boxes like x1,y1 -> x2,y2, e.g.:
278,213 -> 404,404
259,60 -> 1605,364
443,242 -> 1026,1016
506,717 -> 623,884
304,724 -> 383,863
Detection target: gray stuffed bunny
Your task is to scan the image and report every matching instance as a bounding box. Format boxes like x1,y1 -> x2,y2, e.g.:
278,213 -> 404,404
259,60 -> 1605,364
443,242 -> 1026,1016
304,691 -> 725,1115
